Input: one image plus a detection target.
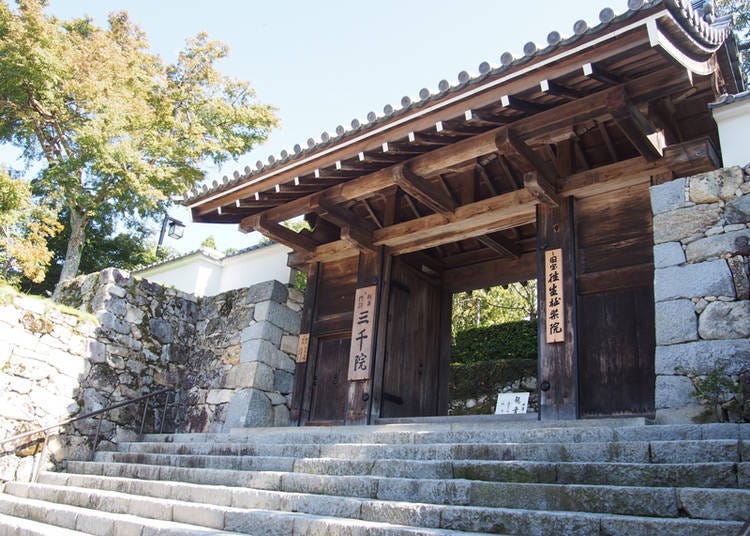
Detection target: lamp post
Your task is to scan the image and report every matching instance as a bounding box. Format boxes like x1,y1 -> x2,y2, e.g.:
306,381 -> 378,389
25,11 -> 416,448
157,214 -> 186,251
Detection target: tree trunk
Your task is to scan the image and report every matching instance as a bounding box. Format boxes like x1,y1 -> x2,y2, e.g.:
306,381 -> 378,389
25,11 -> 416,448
52,207 -> 87,301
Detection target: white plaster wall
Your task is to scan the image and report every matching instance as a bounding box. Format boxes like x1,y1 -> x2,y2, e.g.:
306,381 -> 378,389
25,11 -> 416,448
135,244 -> 291,297
712,97 -> 750,168
218,243 -> 292,293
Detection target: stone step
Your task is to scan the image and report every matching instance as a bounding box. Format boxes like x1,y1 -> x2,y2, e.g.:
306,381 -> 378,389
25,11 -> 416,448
91,450 -> 748,488
18,474 -> 745,536
0,512 -> 88,536
56,462 -> 750,521
118,438 -> 743,464
0,492 -> 242,535
2,481 -> 489,536
140,422 -> 748,446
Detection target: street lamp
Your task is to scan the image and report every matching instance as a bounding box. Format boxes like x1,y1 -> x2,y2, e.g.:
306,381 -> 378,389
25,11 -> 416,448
158,215 -> 186,248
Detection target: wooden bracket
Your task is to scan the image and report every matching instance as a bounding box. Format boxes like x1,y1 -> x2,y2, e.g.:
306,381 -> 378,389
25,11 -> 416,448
496,129 -> 560,184
244,214 -> 319,253
393,165 -> 457,216
317,197 -> 375,252
608,88 -> 664,162
524,171 -> 560,207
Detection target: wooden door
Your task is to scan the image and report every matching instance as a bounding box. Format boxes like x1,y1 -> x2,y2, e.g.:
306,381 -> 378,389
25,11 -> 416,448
575,183 -> 655,417
380,258 -> 441,418
308,336 -> 350,423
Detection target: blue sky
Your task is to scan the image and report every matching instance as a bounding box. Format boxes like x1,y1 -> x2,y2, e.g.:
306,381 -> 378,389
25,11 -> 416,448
2,0 -> 614,253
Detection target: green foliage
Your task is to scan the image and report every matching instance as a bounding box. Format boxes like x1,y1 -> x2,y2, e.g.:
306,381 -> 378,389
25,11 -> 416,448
0,167 -> 61,284
451,319 -> 538,364
19,212 -> 170,295
451,281 -> 536,338
200,235 -> 217,250
677,361 -> 745,423
716,0 -> 750,81
292,268 -> 308,293
0,0 -> 278,288
449,359 -> 537,415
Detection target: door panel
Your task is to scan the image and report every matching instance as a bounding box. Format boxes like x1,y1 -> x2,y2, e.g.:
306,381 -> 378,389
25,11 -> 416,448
308,336 -> 350,423
381,259 -> 441,418
575,184 -> 655,417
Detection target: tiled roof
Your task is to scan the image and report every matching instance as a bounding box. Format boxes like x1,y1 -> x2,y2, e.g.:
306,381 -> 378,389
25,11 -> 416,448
133,241 -> 276,273
183,0 -> 732,206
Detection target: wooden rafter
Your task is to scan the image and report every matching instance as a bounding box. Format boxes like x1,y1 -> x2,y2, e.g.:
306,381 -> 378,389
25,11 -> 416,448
238,70 -> 692,231
244,215 -> 318,253
476,234 -> 522,258
317,198 -> 375,252
497,129 -> 559,184
607,89 -> 664,162
288,138 -> 718,265
393,165 -> 457,216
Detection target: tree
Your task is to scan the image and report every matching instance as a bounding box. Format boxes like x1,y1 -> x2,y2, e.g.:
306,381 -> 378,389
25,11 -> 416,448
0,167 -> 61,284
451,281 -> 537,338
0,1 -> 278,297
200,235 -> 217,250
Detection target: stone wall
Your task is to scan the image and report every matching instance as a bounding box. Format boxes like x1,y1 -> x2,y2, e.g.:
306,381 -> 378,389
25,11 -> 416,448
651,165 -> 750,423
1,271 -> 301,481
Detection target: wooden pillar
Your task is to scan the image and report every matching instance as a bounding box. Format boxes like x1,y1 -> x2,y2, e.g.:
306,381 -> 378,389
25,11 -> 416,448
536,197 -> 579,420
290,262 -> 319,425
345,247 -> 388,424
436,287 -> 453,416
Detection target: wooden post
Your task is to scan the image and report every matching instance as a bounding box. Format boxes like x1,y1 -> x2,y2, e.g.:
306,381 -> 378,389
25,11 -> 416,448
345,247 -> 388,424
536,197 -> 579,420
290,262 -> 319,425
436,287 -> 453,416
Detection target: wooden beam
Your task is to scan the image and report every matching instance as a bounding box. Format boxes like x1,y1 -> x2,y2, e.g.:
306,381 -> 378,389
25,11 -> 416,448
442,252 -> 537,293
317,198 -> 375,252
524,171 -> 560,207
244,215 -> 318,253
220,69 -> 693,225
393,165 -> 457,216
608,90 -> 664,162
287,138 -> 718,266
497,129 -> 560,184
476,233 -> 522,258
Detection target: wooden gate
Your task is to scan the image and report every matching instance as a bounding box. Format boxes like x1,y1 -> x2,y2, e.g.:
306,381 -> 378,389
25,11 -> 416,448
380,258 -> 442,418
575,183 -> 656,417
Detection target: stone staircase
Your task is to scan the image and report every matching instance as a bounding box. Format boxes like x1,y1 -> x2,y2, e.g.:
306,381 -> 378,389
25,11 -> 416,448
0,418 -> 748,535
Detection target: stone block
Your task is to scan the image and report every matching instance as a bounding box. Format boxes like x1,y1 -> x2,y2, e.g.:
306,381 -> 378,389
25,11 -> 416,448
241,320 -> 283,346
654,260 -> 735,301
655,339 -> 750,375
273,404 -> 290,427
688,166 -> 744,203
240,339 -> 295,372
99,311 -> 130,335
254,300 -> 301,334
206,389 -> 234,405
274,369 -> 294,395
650,178 -> 688,215
125,305 -> 144,324
655,375 -> 695,409
223,361 -> 275,391
655,299 -> 697,345
726,194 -> 750,224
148,318 -> 174,344
246,280 -> 288,305
728,256 -> 750,300
653,242 -> 685,268
280,334 -> 299,355
685,229 -> 750,263
653,203 -> 722,244
699,301 -> 750,340
221,388 -> 272,431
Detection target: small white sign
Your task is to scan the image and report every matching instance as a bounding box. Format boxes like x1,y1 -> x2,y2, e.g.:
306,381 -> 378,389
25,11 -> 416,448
495,392 -> 530,415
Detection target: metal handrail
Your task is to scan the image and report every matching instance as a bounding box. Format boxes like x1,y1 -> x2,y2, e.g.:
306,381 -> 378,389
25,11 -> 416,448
1,386 -> 174,481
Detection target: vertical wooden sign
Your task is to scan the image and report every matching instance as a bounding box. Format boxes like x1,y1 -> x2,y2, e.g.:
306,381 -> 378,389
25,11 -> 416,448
348,285 -> 377,381
544,248 -> 565,343
296,333 -> 310,363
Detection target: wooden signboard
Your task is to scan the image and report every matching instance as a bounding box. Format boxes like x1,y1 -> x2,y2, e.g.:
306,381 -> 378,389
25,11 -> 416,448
544,248 -> 565,343
348,285 -> 377,381
296,333 -> 310,363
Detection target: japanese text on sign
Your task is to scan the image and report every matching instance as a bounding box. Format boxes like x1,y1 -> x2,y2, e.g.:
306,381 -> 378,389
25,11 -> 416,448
495,392 -> 530,415
544,248 -> 565,343
348,285 -> 377,381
